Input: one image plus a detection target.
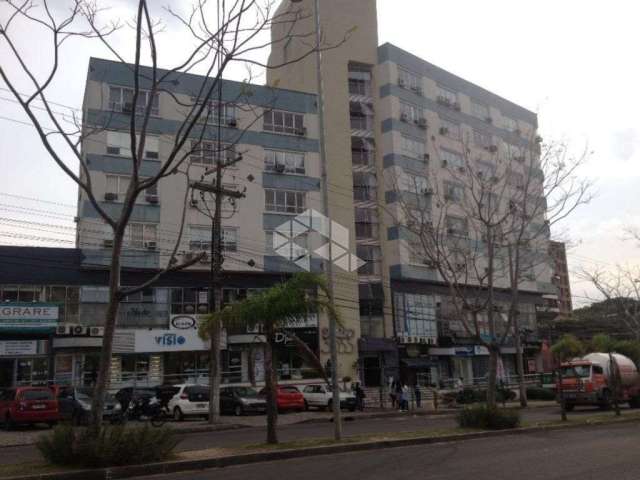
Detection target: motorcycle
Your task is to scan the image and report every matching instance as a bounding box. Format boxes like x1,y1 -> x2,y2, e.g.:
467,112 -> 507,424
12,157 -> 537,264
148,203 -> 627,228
111,395 -> 167,427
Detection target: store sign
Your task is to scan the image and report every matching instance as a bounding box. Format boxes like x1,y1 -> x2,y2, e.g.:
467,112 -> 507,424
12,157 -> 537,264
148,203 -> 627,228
474,346 -> 490,356
171,315 -> 197,330
455,346 -> 475,357
398,335 -> 437,345
0,303 -> 59,330
0,340 -> 38,356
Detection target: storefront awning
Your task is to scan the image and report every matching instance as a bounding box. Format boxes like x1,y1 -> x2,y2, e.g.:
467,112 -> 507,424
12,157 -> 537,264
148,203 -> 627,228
401,357 -> 437,369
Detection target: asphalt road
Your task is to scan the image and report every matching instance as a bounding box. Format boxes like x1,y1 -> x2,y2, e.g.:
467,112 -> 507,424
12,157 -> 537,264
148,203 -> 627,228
139,422 -> 640,480
0,405 -> 631,466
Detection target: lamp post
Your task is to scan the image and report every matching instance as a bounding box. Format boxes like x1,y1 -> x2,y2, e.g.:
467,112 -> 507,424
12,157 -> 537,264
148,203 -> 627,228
290,0 -> 342,440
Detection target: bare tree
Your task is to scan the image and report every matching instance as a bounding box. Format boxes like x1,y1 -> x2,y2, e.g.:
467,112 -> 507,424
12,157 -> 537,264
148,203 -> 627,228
388,127 -> 592,407
0,0 -> 348,429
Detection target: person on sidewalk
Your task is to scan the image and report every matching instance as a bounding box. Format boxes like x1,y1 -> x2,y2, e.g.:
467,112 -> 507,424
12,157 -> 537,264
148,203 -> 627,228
354,382 -> 366,411
400,384 -> 409,412
414,384 -> 422,409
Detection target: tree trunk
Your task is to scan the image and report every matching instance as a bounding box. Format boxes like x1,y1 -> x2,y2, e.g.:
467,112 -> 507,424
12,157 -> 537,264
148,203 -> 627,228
486,347 -> 499,408
90,238 -> 123,431
264,326 -> 278,444
558,368 -> 567,422
208,322 -> 221,424
248,346 -> 256,387
514,317 -> 528,407
609,352 -> 621,417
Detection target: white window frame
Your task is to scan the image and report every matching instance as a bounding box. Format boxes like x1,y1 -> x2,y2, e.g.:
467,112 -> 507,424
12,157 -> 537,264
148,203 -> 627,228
106,131 -> 159,160
403,174 -> 429,194
398,68 -> 421,91
439,118 -> 462,140
400,101 -> 423,123
436,85 -> 458,105
440,149 -> 464,168
190,140 -> 235,166
473,129 -> 493,148
221,227 -> 238,252
124,223 -> 158,249
264,189 -> 306,214
105,174 -> 130,199
263,109 -> 305,135
401,135 -> 426,159
108,86 -> 159,116
192,98 -> 236,125
264,150 -> 305,175
502,115 -> 518,132
471,100 -> 490,120
444,181 -> 464,203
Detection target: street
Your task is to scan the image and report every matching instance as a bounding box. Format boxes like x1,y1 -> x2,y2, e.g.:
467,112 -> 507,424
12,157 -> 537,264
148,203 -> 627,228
138,422 -> 640,480
0,405 -> 632,466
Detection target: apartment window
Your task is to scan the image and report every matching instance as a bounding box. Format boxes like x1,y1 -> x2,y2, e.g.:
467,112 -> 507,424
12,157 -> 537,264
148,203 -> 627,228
264,150 -> 305,174
351,137 -> 375,166
106,175 -> 130,199
192,98 -> 236,125
106,131 -> 159,159
477,161 -> 497,179
502,115 -> 518,132
439,118 -> 461,140
124,223 -> 158,249
401,135 -> 426,159
403,174 -> 429,194
355,207 -> 379,240
264,189 -> 306,214
407,235 -> 430,265
353,172 -> 377,202
444,182 -> 464,203
440,149 -> 464,169
263,109 -> 304,135
471,100 -> 490,120
221,227 -> 238,252
189,225 -> 211,251
436,85 -> 458,105
348,68 -> 372,96
108,86 -> 159,116
445,216 -> 468,237
400,101 -> 423,123
398,68 -> 421,91
190,140 -> 235,166
356,245 -> 381,275
473,130 -> 493,148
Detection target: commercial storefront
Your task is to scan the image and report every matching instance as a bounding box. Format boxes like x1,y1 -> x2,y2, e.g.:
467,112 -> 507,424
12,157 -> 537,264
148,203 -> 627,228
0,303 -> 59,387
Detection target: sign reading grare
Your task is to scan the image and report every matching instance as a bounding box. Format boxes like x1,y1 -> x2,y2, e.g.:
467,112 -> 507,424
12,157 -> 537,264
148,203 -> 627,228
0,304 -> 59,330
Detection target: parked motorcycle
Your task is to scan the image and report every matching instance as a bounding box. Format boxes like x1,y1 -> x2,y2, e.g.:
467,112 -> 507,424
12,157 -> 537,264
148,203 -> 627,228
111,394 -> 167,427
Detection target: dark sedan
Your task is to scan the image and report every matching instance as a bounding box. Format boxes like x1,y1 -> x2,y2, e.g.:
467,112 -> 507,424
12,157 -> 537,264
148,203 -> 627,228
54,386 -> 121,424
220,386 -> 266,416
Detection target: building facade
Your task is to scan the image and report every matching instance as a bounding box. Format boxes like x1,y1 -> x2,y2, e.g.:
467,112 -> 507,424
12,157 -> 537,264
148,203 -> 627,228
549,241 -> 572,318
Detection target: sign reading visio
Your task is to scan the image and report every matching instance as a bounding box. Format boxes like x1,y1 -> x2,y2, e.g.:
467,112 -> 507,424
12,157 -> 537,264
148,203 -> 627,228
0,303 -> 59,330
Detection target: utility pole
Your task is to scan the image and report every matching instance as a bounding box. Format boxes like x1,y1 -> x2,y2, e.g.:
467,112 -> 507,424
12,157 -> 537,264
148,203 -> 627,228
312,0 -> 342,440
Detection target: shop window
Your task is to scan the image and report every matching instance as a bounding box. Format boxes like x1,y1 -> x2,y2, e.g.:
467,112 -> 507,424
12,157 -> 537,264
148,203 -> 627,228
120,354 -> 150,381
0,286 -> 18,302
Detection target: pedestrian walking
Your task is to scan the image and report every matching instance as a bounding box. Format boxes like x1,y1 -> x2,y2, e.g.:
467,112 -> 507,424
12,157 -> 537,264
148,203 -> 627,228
400,384 -> 409,412
354,382 -> 366,411
414,384 -> 422,409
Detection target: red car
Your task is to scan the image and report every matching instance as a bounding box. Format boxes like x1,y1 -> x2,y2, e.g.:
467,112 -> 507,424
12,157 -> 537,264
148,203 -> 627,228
0,387 -> 59,430
261,386 -> 305,412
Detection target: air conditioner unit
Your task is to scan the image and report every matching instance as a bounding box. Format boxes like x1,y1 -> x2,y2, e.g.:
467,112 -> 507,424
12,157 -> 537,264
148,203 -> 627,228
447,228 -> 455,235
274,163 -> 286,173
226,118 -> 238,128
485,116 -> 493,124
486,145 -> 498,153
189,198 -> 199,207
400,113 -> 409,123
441,160 -> 448,167
295,127 -> 307,136
89,327 -> 104,337
439,127 -> 449,135
56,325 -> 69,335
417,118 -> 428,129
145,241 -> 157,250
71,325 -> 88,336
422,187 -> 433,196
146,194 -> 159,204
103,239 -> 114,248
104,192 -> 118,202
457,166 -> 465,173
423,153 -> 430,162
422,259 -> 437,268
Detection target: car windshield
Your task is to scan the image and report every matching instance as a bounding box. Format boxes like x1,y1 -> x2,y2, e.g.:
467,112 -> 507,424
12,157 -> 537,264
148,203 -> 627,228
22,390 -> 52,400
561,365 -> 591,378
232,387 -> 259,398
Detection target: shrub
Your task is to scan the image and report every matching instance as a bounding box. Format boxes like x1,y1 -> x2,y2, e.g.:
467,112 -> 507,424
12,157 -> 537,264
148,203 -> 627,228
36,424 -> 179,468
457,404 -> 520,430
456,387 -> 516,404
526,387 -> 556,401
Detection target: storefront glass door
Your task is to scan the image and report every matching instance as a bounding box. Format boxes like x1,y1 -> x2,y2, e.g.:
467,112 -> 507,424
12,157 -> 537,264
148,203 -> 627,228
0,359 -> 14,388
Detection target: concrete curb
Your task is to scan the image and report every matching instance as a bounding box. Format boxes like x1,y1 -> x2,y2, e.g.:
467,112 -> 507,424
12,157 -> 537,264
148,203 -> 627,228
5,415 -> 640,480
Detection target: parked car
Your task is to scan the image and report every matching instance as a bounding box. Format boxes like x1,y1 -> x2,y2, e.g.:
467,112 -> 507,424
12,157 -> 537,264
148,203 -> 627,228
0,387 -> 59,430
220,386 -> 266,416
166,384 -> 210,421
114,387 -> 159,410
53,385 -> 121,424
259,385 -> 305,412
301,384 -> 356,411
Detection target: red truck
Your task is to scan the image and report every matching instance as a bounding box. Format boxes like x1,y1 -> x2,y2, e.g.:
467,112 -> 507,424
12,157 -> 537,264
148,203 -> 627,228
0,386 -> 59,429
557,353 -> 640,410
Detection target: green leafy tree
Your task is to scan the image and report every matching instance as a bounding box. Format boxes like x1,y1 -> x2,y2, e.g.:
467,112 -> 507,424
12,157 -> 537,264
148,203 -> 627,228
551,335 -> 584,421
199,272 -> 339,444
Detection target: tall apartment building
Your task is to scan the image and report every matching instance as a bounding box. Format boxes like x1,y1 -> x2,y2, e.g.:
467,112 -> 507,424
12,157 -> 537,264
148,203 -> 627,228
268,0 -> 555,386
549,241 -> 572,318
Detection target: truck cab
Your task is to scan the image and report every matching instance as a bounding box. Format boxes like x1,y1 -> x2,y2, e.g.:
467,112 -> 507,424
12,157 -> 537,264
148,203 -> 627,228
557,361 -> 608,410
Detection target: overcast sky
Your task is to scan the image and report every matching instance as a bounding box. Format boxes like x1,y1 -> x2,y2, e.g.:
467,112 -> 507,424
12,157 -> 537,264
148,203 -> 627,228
1,0 -> 639,307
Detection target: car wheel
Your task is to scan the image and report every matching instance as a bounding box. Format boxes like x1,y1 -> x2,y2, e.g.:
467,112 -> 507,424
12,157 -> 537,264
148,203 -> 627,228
173,407 -> 184,422
564,403 -> 575,412
4,415 -> 14,431
326,399 -> 333,412
304,400 -> 309,412
234,405 -> 243,417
